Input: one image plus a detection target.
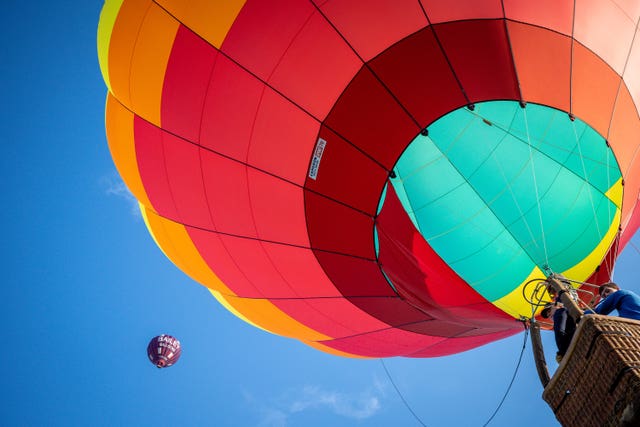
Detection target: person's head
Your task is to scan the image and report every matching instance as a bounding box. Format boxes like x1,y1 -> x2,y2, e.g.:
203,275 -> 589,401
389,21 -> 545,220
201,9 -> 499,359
599,282 -> 620,298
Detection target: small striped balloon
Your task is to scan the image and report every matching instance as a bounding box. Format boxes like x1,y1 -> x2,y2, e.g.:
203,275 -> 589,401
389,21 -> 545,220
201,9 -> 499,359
147,335 -> 181,368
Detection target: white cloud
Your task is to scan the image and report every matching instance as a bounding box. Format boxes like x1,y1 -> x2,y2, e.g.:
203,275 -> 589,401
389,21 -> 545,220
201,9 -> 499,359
100,172 -> 140,218
243,390 -> 288,427
258,408 -> 288,427
372,373 -> 388,398
244,380 -> 385,426
288,385 -> 381,420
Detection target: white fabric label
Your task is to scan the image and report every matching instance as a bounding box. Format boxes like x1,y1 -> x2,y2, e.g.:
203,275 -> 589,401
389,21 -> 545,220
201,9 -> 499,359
308,138 -> 327,180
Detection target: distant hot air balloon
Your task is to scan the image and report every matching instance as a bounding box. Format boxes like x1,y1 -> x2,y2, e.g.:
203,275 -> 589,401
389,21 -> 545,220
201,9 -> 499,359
98,0 -> 640,358
147,335 -> 181,368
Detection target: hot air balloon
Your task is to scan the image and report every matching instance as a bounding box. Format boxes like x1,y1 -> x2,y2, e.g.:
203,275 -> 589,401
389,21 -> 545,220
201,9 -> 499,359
97,0 -> 640,359
147,334 -> 181,368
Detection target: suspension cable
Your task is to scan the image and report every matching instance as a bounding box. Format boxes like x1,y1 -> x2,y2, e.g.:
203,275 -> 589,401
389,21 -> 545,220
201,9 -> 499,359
380,323 -> 530,427
380,359 -> 429,427
522,106 -> 551,270
605,232 -> 622,280
570,119 -> 603,240
482,325 -> 529,427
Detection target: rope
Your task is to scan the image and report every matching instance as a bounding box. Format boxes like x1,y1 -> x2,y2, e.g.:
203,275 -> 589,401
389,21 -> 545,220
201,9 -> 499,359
484,108 -> 542,260
380,324 -> 530,427
570,119 -> 603,240
481,326 -> 529,427
521,106 -> 551,270
604,232 -> 621,280
380,359 -> 429,427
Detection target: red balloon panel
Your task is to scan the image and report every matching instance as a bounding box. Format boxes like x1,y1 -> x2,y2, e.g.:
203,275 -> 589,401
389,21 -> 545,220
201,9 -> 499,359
304,190 -> 376,258
186,226 -> 264,297
399,319 -> 474,337
199,149 -> 255,237
265,8 -> 363,119
311,252 -> 459,332
199,54 -> 262,162
246,89 -> 321,185
221,0 -> 317,80
222,0 -> 362,119
345,296 -> 435,326
314,0 -> 427,61
247,169 -> 309,246
162,134 -> 215,229
216,235 -> 304,298
503,0 -> 574,36
305,126 -> 389,215
506,21 -> 571,112
272,297 -> 398,338
254,242 -> 344,298
324,67 -> 420,169
319,327 -> 448,358
369,26 -> 467,127
571,41 -> 620,139
198,53 -> 322,186
407,329 -> 518,357
161,25 -> 218,143
134,116 -> 179,221
312,251 -> 396,297
422,0 -> 503,23
434,19 -> 520,103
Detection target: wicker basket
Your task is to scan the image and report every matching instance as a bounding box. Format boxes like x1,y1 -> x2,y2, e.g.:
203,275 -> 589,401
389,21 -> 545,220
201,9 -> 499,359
542,315 -> 640,427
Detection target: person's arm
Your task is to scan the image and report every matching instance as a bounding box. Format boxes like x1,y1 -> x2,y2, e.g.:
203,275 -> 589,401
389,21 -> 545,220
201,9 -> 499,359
594,291 -> 621,315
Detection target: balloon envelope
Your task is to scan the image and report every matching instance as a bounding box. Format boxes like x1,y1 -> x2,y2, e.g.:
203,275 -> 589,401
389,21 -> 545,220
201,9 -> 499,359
147,335 -> 181,368
98,0 -> 640,358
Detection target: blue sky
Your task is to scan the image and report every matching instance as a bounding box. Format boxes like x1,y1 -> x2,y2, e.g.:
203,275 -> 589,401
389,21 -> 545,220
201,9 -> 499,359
5,2 -> 640,426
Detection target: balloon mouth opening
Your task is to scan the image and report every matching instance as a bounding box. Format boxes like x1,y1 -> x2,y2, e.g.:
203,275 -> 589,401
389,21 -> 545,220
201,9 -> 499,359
156,360 -> 167,368
376,100 -> 620,300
